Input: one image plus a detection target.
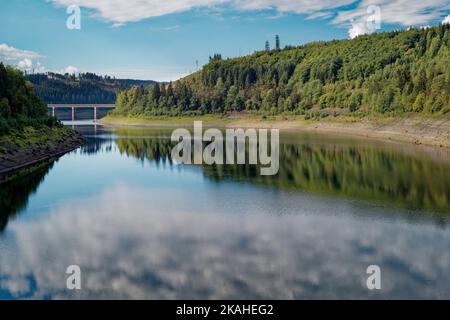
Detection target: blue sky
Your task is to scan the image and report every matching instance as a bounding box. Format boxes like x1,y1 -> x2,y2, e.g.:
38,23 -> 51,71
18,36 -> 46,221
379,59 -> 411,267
0,0 -> 449,81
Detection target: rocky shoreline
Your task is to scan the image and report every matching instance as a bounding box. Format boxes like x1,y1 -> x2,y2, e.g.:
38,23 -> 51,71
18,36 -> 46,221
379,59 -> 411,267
0,131 -> 85,181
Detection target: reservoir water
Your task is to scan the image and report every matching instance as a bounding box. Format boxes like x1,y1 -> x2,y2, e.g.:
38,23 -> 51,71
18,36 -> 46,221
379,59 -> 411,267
0,123 -> 449,299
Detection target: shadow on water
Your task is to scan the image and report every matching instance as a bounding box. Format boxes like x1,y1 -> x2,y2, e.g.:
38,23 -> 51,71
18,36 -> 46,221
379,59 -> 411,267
0,162 -> 54,232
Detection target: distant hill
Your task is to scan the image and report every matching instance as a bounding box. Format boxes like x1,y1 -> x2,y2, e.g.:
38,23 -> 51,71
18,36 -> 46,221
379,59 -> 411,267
112,24 -> 449,117
27,72 -> 156,104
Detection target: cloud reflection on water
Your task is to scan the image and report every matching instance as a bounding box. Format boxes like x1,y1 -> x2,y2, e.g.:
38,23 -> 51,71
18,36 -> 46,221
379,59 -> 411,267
1,185 -> 449,299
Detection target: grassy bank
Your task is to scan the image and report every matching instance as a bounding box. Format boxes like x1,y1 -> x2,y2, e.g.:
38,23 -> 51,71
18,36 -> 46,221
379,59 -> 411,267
0,126 -> 75,154
101,112 -> 450,127
101,114 -> 227,126
100,113 -> 450,148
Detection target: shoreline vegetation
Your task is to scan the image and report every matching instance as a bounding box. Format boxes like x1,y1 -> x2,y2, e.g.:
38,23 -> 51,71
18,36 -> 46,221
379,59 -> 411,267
0,64 -> 85,180
108,24 -> 450,149
100,113 -> 450,149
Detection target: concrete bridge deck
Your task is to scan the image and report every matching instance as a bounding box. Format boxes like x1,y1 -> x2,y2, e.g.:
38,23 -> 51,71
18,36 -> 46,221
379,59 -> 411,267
48,104 -> 116,121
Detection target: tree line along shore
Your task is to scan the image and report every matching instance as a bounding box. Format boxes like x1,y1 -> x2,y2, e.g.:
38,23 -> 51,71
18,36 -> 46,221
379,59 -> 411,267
0,63 -> 85,180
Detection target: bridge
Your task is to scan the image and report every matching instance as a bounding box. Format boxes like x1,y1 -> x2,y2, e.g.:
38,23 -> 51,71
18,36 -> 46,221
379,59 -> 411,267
48,104 -> 116,122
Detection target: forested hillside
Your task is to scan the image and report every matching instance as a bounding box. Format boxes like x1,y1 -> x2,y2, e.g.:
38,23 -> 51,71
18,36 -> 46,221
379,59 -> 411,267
113,24 -> 450,118
0,63 -> 58,135
0,64 -> 85,177
27,72 -> 156,104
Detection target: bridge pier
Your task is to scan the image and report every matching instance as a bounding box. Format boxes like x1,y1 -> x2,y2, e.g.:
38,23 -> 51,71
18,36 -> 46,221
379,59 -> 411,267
52,107 -> 55,117
94,107 -> 97,122
72,107 -> 75,122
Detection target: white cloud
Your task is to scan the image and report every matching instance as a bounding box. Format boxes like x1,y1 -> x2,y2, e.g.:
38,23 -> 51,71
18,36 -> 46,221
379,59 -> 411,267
231,0 -> 355,14
50,1 -> 450,40
348,21 -> 373,39
17,58 -> 33,70
334,0 -> 450,37
50,1 -> 450,24
0,44 -> 43,72
63,65 -> 79,74
443,14 -> 450,24
0,44 -> 41,62
46,0 -> 355,25
111,22 -> 126,28
334,1 -> 449,26
51,0 -> 228,24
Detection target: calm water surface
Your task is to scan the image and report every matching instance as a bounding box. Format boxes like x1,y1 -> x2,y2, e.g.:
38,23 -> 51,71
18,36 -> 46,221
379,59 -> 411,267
0,123 -> 449,299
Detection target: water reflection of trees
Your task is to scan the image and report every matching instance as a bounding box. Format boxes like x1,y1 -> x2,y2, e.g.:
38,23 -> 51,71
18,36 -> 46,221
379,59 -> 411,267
115,137 -> 174,166
1,132 -> 449,232
232,144 -> 450,214
113,136 -> 450,214
79,136 -> 115,155
0,162 -> 54,232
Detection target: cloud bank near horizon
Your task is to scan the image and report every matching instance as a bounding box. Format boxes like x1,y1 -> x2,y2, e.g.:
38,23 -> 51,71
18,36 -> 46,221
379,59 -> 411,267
51,0 -> 450,37
0,44 -> 43,72
0,44 -> 190,81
